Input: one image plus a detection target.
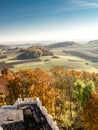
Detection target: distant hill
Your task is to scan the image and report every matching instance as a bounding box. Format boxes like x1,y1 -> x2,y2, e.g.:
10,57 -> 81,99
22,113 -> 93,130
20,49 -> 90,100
85,40 -> 98,47
88,40 -> 98,44
0,45 -> 11,51
48,41 -> 79,49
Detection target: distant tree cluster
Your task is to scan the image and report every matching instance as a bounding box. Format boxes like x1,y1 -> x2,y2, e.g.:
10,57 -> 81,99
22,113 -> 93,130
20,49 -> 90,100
17,46 -> 53,59
0,49 -> 2,55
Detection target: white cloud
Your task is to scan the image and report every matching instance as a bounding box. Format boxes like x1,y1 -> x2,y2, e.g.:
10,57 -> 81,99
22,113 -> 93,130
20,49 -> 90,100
53,0 -> 98,14
71,0 -> 98,9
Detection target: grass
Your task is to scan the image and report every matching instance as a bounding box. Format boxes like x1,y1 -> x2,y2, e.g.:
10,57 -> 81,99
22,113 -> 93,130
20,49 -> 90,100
1,47 -> 98,73
11,54 -> 98,73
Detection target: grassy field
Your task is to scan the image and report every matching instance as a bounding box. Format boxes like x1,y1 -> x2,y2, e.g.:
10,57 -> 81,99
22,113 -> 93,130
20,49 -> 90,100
0,44 -> 98,73
11,54 -> 98,72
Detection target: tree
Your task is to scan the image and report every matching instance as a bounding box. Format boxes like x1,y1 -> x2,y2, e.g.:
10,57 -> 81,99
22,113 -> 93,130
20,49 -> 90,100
1,68 -> 11,76
74,80 -> 95,107
82,89 -> 98,130
0,73 -> 10,105
6,70 -> 37,104
0,49 -> 2,55
18,46 -> 53,59
51,67 -> 76,129
6,69 -> 59,115
28,68 -> 59,114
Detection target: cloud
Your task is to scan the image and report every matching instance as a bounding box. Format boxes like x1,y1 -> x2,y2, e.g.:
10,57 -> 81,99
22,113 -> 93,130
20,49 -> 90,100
70,0 -> 98,9
51,0 -> 98,14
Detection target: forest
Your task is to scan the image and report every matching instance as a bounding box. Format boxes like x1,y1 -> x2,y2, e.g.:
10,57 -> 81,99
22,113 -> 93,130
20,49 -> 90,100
0,67 -> 98,130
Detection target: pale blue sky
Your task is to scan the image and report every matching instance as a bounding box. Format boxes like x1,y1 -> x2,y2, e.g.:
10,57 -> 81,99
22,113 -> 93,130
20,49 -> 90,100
0,0 -> 98,42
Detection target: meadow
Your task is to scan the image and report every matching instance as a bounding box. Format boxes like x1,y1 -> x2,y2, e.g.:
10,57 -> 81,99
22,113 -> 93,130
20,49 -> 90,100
0,41 -> 98,73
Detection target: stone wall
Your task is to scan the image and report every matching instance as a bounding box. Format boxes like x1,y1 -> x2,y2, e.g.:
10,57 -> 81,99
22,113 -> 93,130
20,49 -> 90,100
0,98 -> 59,130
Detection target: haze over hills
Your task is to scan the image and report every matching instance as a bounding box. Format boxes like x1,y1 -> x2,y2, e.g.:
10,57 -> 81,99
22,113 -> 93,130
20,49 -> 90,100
48,41 -> 79,49
85,40 -> 98,47
88,40 -> 98,44
47,40 -> 98,49
0,40 -> 98,52
0,40 -> 97,50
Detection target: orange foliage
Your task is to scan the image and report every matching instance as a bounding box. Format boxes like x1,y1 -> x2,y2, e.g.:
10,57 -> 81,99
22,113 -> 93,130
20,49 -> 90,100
1,66 -> 98,128
6,68 -> 60,114
0,75 -> 10,106
82,89 -> 98,130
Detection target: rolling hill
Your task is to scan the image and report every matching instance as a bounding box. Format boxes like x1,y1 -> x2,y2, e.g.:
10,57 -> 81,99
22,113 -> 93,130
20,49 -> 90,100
48,41 -> 80,49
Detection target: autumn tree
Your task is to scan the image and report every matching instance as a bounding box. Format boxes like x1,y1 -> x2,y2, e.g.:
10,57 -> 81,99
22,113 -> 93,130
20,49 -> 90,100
1,68 -> 11,76
6,68 -> 59,114
74,80 -> 95,107
51,67 -> 77,129
82,89 -> 98,130
29,68 -> 59,114
6,69 -> 37,104
0,73 -> 10,106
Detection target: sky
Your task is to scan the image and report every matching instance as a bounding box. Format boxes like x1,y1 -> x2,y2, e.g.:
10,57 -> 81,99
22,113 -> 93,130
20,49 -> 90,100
0,0 -> 98,42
